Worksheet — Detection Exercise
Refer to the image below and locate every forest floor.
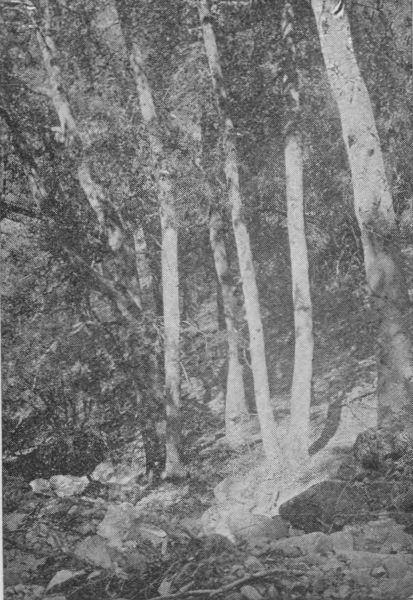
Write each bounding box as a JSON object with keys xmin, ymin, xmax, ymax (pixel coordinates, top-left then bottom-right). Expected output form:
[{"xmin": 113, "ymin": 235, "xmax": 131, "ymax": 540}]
[{"xmin": 4, "ymin": 349, "xmax": 413, "ymax": 600}]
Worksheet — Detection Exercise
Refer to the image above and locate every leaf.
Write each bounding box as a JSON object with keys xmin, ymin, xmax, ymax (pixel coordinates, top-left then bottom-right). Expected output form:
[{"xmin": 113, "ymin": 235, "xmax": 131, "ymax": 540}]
[{"xmin": 46, "ymin": 569, "xmax": 85, "ymax": 591}]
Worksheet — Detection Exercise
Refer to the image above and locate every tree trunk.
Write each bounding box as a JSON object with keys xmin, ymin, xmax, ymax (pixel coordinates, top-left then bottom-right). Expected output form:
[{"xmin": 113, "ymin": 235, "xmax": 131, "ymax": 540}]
[
  {"xmin": 282, "ymin": 1, "xmax": 313, "ymax": 460},
  {"xmin": 127, "ymin": 37, "xmax": 185, "ymax": 477},
  {"xmin": 285, "ymin": 132, "xmax": 313, "ymax": 458},
  {"xmin": 31, "ymin": 2, "xmax": 142, "ymax": 312},
  {"xmin": 311, "ymin": 0, "xmax": 413, "ymax": 426},
  {"xmin": 199, "ymin": 0, "xmax": 279, "ymax": 459},
  {"xmin": 133, "ymin": 223, "xmax": 155, "ymax": 308},
  {"xmin": 216, "ymin": 273, "xmax": 226, "ymax": 332},
  {"xmin": 209, "ymin": 209, "xmax": 250, "ymax": 446}
]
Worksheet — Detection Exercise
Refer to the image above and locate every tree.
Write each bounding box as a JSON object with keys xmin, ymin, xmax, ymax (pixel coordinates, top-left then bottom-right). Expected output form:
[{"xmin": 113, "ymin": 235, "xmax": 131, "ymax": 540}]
[
  {"xmin": 309, "ymin": 0, "xmax": 413, "ymax": 427},
  {"xmin": 282, "ymin": 1, "xmax": 313, "ymax": 460},
  {"xmin": 209, "ymin": 207, "xmax": 250, "ymax": 445},
  {"xmin": 198, "ymin": 0, "xmax": 279, "ymax": 460},
  {"xmin": 115, "ymin": 0, "xmax": 186, "ymax": 478},
  {"xmin": 25, "ymin": 0, "xmax": 143, "ymax": 315}
]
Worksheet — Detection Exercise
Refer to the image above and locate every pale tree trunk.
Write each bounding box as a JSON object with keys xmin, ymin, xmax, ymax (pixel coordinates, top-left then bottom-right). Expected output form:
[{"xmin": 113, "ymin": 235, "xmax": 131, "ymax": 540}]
[
  {"xmin": 282, "ymin": 2, "xmax": 313, "ymax": 460},
  {"xmin": 184, "ymin": 110, "xmax": 249, "ymax": 444},
  {"xmin": 199, "ymin": 0, "xmax": 279, "ymax": 459},
  {"xmin": 209, "ymin": 208, "xmax": 250, "ymax": 446},
  {"xmin": 133, "ymin": 224, "xmax": 155, "ymax": 308},
  {"xmin": 127, "ymin": 37, "xmax": 185, "ymax": 477},
  {"xmin": 311, "ymin": 0, "xmax": 413, "ymax": 426},
  {"xmin": 285, "ymin": 133, "xmax": 313, "ymax": 458},
  {"xmin": 30, "ymin": 2, "xmax": 142, "ymax": 312}
]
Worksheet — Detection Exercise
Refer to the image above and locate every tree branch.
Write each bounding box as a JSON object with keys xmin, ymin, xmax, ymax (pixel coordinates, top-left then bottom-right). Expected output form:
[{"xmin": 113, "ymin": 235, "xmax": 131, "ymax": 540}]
[{"xmin": 146, "ymin": 566, "xmax": 308, "ymax": 600}]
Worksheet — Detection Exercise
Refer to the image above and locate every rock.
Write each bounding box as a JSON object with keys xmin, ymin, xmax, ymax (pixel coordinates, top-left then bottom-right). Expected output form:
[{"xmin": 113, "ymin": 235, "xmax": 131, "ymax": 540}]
[
  {"xmin": 49, "ymin": 475, "xmax": 89, "ymax": 498},
  {"xmin": 74, "ymin": 535, "xmax": 113, "ymax": 569},
  {"xmin": 382, "ymin": 554, "xmax": 413, "ymax": 579},
  {"xmin": 240, "ymin": 585, "xmax": 263, "ymax": 600},
  {"xmin": 180, "ymin": 516, "xmax": 203, "ymax": 537},
  {"xmin": 329, "ymin": 530, "xmax": 354, "ymax": 552},
  {"xmin": 353, "ymin": 428, "xmax": 410, "ymax": 470},
  {"xmin": 347, "ymin": 517, "xmax": 413, "ymax": 553},
  {"xmin": 129, "ymin": 524, "xmax": 168, "ymax": 554},
  {"xmin": 370, "ymin": 565, "xmax": 386, "ymax": 578},
  {"xmin": 116, "ymin": 548, "xmax": 146, "ymax": 573},
  {"xmin": 46, "ymin": 570, "xmax": 85, "ymax": 591},
  {"xmin": 6, "ymin": 585, "xmax": 46, "ymax": 599},
  {"xmin": 106, "ymin": 464, "xmax": 143, "ymax": 486},
  {"xmin": 271, "ymin": 532, "xmax": 331, "ymax": 557},
  {"xmin": 97, "ymin": 502, "xmax": 138, "ymax": 547},
  {"xmin": 377, "ymin": 572, "xmax": 413, "ymax": 599},
  {"xmin": 91, "ymin": 462, "xmax": 115, "ymax": 483},
  {"xmin": 134, "ymin": 484, "xmax": 189, "ymax": 513},
  {"xmin": 73, "ymin": 522, "xmax": 96, "ymax": 536},
  {"xmin": 279, "ymin": 480, "xmax": 392, "ymax": 532},
  {"xmin": 244, "ymin": 556, "xmax": 264, "ymax": 572},
  {"xmin": 4, "ymin": 512, "xmax": 29, "ymax": 532},
  {"xmin": 266, "ymin": 584, "xmax": 280, "ymax": 600},
  {"xmin": 201, "ymin": 505, "xmax": 289, "ymax": 545},
  {"xmin": 336, "ymin": 550, "xmax": 388, "ymax": 570},
  {"xmin": 226, "ymin": 511, "xmax": 289, "ymax": 544},
  {"xmin": 30, "ymin": 478, "xmax": 52, "ymax": 494},
  {"xmin": 337, "ymin": 584, "xmax": 351, "ymax": 599},
  {"xmin": 349, "ymin": 569, "xmax": 372, "ymax": 587}
]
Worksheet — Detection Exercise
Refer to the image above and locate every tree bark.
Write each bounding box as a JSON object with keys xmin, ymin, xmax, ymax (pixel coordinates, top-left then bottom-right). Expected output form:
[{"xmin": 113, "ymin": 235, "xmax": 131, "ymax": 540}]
[
  {"xmin": 285, "ymin": 132, "xmax": 313, "ymax": 458},
  {"xmin": 199, "ymin": 0, "xmax": 279, "ymax": 459},
  {"xmin": 31, "ymin": 2, "xmax": 142, "ymax": 312},
  {"xmin": 311, "ymin": 0, "xmax": 413, "ymax": 426},
  {"xmin": 209, "ymin": 208, "xmax": 250, "ymax": 445},
  {"xmin": 282, "ymin": 1, "xmax": 314, "ymax": 460},
  {"xmin": 126, "ymin": 35, "xmax": 185, "ymax": 477},
  {"xmin": 133, "ymin": 223, "xmax": 155, "ymax": 308}
]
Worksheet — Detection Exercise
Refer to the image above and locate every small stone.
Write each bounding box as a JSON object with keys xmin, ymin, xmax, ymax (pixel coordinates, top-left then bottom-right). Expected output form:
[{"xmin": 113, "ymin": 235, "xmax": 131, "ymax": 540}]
[
  {"xmin": 382, "ymin": 555, "xmax": 409, "ymax": 579},
  {"xmin": 30, "ymin": 478, "xmax": 52, "ymax": 494},
  {"xmin": 370, "ymin": 565, "xmax": 387, "ymax": 578},
  {"xmin": 240, "ymin": 585, "xmax": 263, "ymax": 600},
  {"xmin": 244, "ymin": 556, "xmax": 264, "ymax": 572},
  {"xmin": 329, "ymin": 531, "xmax": 354, "ymax": 552},
  {"xmin": 315, "ymin": 535, "xmax": 334, "ymax": 556},
  {"xmin": 50, "ymin": 475, "xmax": 89, "ymax": 498},
  {"xmin": 337, "ymin": 584, "xmax": 351, "ymax": 599},
  {"xmin": 349, "ymin": 569, "xmax": 371, "ymax": 587},
  {"xmin": 266, "ymin": 584, "xmax": 280, "ymax": 599},
  {"xmin": 4, "ymin": 513, "xmax": 28, "ymax": 532}
]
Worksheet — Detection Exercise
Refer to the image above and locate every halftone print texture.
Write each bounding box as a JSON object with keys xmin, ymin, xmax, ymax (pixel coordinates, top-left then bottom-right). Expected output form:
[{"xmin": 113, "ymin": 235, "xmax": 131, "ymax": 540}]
[{"xmin": 2, "ymin": 0, "xmax": 413, "ymax": 598}]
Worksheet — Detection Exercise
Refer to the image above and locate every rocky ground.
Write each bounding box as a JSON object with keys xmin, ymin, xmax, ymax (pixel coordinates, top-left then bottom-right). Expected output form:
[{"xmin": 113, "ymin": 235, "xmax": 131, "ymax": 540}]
[
  {"xmin": 4, "ymin": 423, "xmax": 413, "ymax": 600},
  {"xmin": 4, "ymin": 365, "xmax": 413, "ymax": 600}
]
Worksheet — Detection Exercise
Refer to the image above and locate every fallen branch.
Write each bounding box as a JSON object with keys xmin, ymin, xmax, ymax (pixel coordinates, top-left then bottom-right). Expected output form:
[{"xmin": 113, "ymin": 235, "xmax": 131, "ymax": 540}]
[{"xmin": 147, "ymin": 566, "xmax": 308, "ymax": 600}]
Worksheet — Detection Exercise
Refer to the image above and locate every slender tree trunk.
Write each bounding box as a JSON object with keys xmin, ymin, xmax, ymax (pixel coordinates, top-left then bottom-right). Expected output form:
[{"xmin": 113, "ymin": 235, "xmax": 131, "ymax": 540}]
[
  {"xmin": 285, "ymin": 132, "xmax": 313, "ymax": 458},
  {"xmin": 126, "ymin": 37, "xmax": 185, "ymax": 477},
  {"xmin": 215, "ymin": 273, "xmax": 226, "ymax": 332},
  {"xmin": 209, "ymin": 209, "xmax": 250, "ymax": 445},
  {"xmin": 30, "ymin": 2, "xmax": 142, "ymax": 312},
  {"xmin": 311, "ymin": 0, "xmax": 413, "ymax": 427},
  {"xmin": 282, "ymin": 2, "xmax": 313, "ymax": 460},
  {"xmin": 133, "ymin": 224, "xmax": 155, "ymax": 308},
  {"xmin": 199, "ymin": 0, "xmax": 279, "ymax": 459},
  {"xmin": 183, "ymin": 108, "xmax": 249, "ymax": 444}
]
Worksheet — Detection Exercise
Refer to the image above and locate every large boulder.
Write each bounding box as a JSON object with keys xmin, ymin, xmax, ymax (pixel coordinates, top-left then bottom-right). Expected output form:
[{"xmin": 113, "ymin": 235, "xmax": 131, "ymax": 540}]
[
  {"xmin": 278, "ymin": 479, "xmax": 394, "ymax": 532},
  {"xmin": 353, "ymin": 427, "xmax": 412, "ymax": 471}
]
